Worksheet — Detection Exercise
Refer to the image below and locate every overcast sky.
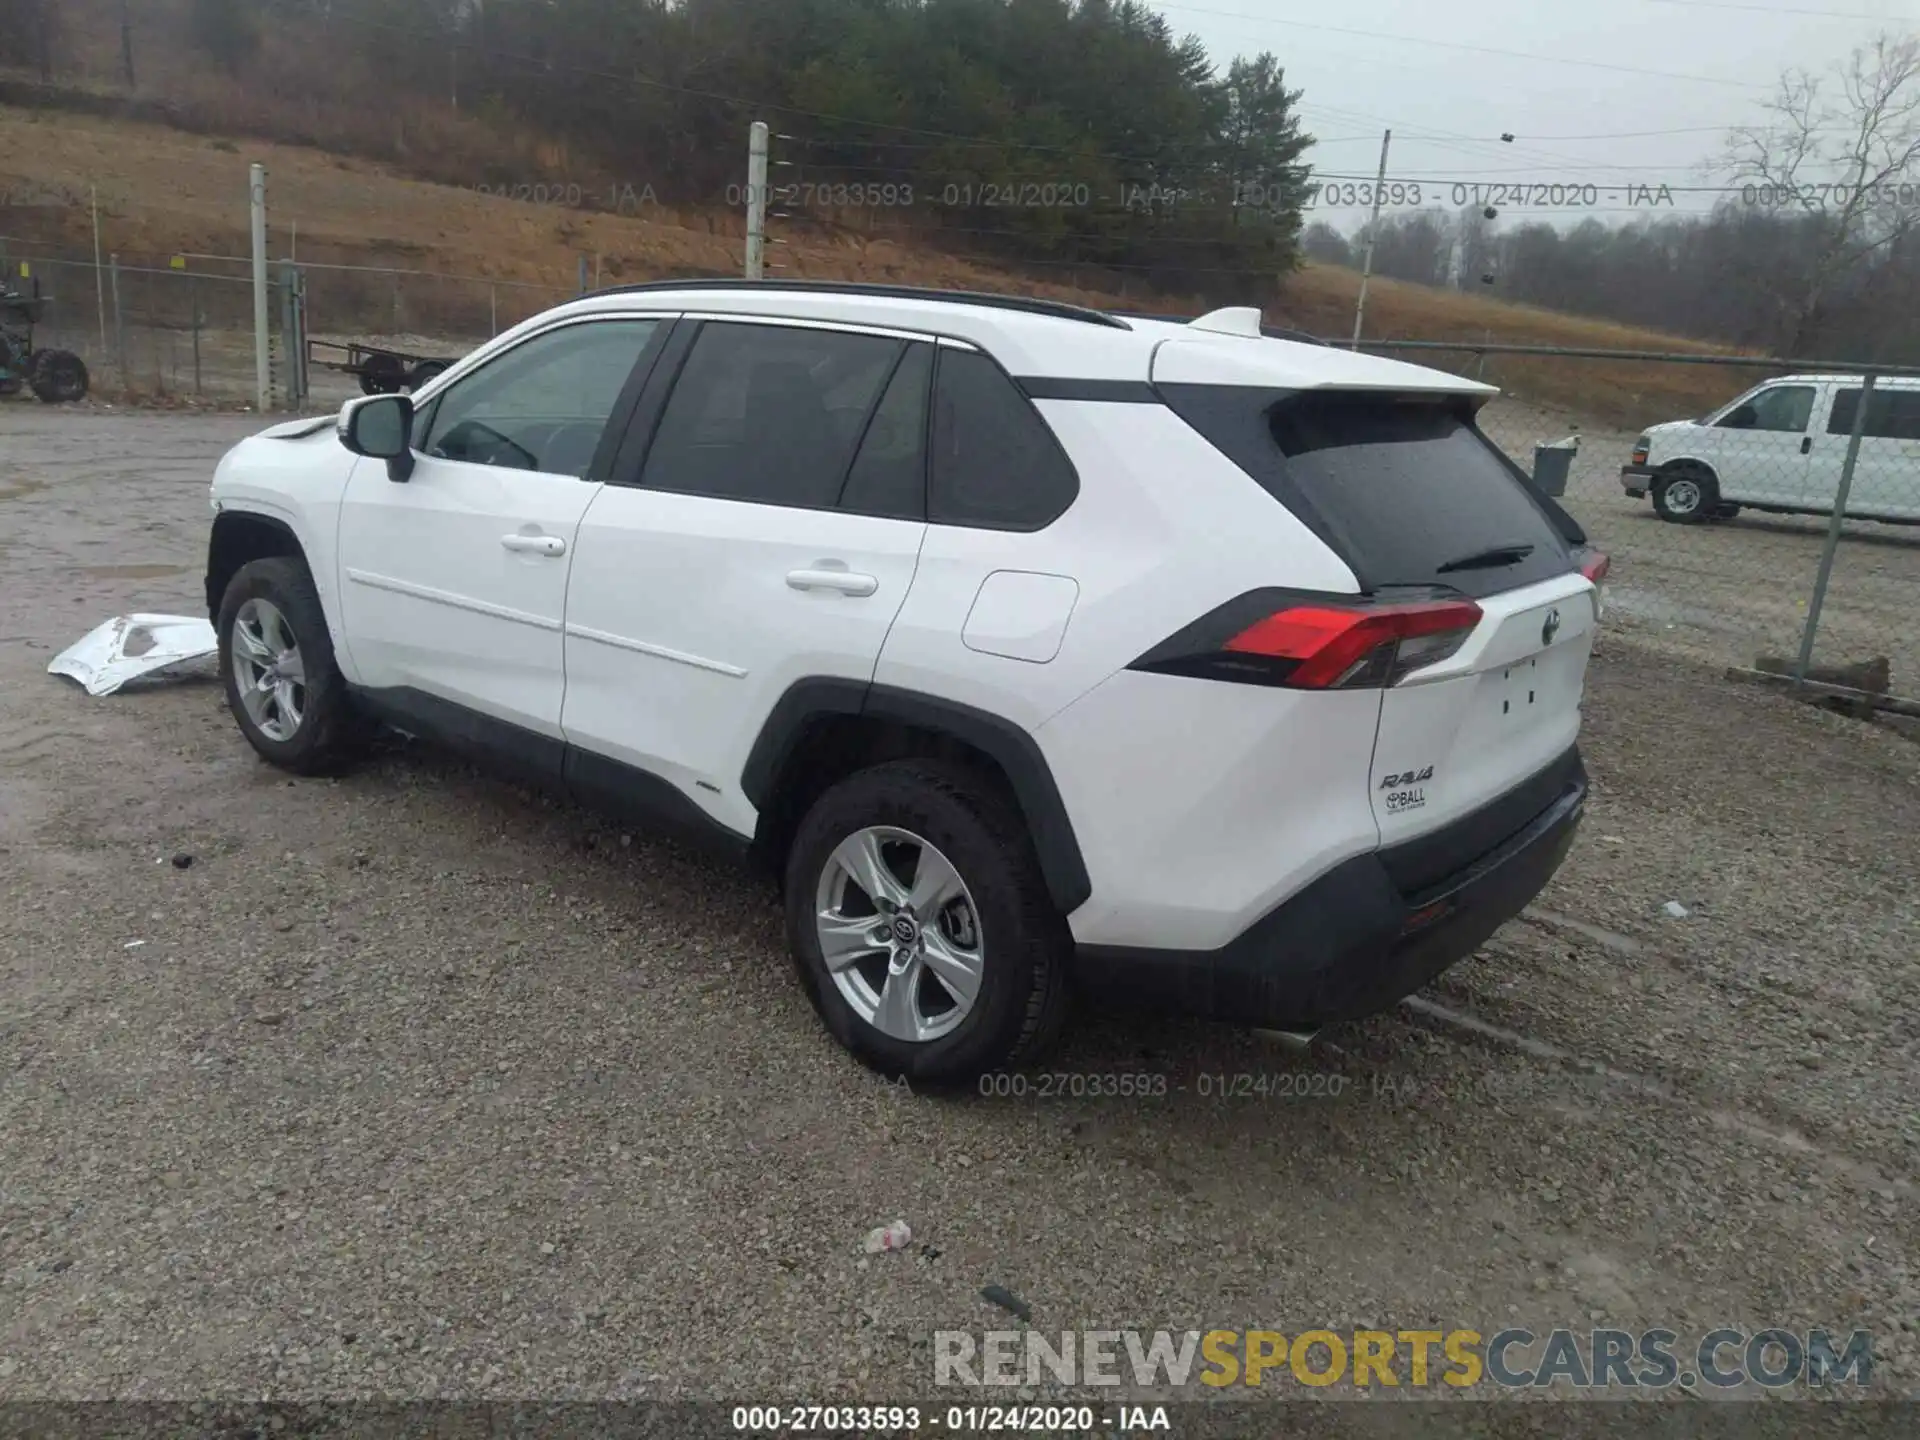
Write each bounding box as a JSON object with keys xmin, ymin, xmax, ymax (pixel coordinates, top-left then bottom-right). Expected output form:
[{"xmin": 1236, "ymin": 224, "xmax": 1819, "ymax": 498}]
[{"xmin": 1140, "ymin": 0, "xmax": 1920, "ymax": 225}]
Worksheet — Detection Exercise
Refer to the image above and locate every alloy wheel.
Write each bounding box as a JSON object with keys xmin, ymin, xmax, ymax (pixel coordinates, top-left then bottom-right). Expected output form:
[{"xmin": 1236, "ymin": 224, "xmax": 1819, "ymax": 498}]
[
  {"xmin": 814, "ymin": 825, "xmax": 985, "ymax": 1044},
  {"xmin": 230, "ymin": 597, "xmax": 307, "ymax": 743}
]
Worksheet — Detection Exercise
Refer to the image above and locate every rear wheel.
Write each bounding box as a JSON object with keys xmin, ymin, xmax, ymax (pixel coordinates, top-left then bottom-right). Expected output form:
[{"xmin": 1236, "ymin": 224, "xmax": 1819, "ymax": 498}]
[
  {"xmin": 28, "ymin": 349, "xmax": 88, "ymax": 403},
  {"xmin": 217, "ymin": 557, "xmax": 364, "ymax": 774},
  {"xmin": 785, "ymin": 759, "xmax": 1071, "ymax": 1083},
  {"xmin": 1652, "ymin": 465, "xmax": 1716, "ymax": 524},
  {"xmin": 405, "ymin": 360, "xmax": 449, "ymax": 391}
]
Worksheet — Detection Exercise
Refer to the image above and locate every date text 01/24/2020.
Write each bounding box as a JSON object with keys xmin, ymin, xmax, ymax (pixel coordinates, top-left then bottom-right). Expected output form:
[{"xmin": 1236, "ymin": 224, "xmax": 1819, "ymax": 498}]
[
  {"xmin": 1307, "ymin": 181, "xmax": 1679, "ymax": 209},
  {"xmin": 730, "ymin": 1404, "xmax": 1174, "ymax": 1432}
]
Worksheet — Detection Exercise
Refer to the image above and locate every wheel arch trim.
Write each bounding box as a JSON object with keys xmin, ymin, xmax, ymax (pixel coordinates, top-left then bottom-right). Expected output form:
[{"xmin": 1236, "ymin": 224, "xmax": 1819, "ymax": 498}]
[
  {"xmin": 206, "ymin": 507, "xmax": 308, "ymax": 620},
  {"xmin": 741, "ymin": 678, "xmax": 1093, "ymax": 916},
  {"xmin": 1659, "ymin": 456, "xmax": 1720, "ymax": 483}
]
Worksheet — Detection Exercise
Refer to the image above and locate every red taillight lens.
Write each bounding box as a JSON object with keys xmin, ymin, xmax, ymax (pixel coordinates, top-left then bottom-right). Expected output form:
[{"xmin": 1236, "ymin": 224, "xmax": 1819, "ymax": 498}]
[
  {"xmin": 1223, "ymin": 599, "xmax": 1482, "ymax": 689},
  {"xmin": 1580, "ymin": 551, "xmax": 1610, "ymax": 584},
  {"xmin": 1630, "ymin": 447, "xmax": 1649, "ymax": 465}
]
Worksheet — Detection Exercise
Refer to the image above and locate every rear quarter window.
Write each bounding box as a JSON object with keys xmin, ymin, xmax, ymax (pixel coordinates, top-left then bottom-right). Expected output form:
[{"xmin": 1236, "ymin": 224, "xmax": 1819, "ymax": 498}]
[{"xmin": 929, "ymin": 348, "xmax": 1079, "ymax": 530}]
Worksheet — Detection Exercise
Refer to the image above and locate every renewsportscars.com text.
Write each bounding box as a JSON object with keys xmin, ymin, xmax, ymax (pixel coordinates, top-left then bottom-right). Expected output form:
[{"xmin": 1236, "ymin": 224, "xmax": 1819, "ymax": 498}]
[{"xmin": 934, "ymin": 1327, "xmax": 1874, "ymax": 1391}]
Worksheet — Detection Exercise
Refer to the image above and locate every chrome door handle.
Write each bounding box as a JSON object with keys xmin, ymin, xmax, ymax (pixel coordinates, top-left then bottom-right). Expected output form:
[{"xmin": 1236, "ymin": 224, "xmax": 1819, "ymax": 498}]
[
  {"xmin": 787, "ymin": 568, "xmax": 878, "ymax": 597},
  {"xmin": 502, "ymin": 534, "xmax": 566, "ymax": 557}
]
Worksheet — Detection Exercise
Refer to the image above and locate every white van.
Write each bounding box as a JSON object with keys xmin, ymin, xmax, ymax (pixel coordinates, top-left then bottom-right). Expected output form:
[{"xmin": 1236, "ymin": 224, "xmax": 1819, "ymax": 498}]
[{"xmin": 1621, "ymin": 374, "xmax": 1920, "ymax": 524}]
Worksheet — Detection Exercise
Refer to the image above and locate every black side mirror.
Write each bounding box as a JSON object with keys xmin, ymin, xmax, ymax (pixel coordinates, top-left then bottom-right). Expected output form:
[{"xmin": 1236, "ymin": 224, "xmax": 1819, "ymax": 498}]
[{"xmin": 338, "ymin": 393, "xmax": 415, "ymax": 481}]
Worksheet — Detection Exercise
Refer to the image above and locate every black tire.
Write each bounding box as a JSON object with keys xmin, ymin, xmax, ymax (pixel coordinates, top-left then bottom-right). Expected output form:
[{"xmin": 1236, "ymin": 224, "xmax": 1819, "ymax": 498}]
[
  {"xmin": 216, "ymin": 556, "xmax": 365, "ymax": 775},
  {"xmin": 358, "ymin": 352, "xmax": 406, "ymax": 395},
  {"xmin": 28, "ymin": 349, "xmax": 88, "ymax": 403},
  {"xmin": 784, "ymin": 759, "xmax": 1072, "ymax": 1083},
  {"xmin": 405, "ymin": 360, "xmax": 449, "ymax": 391},
  {"xmin": 1652, "ymin": 464, "xmax": 1716, "ymax": 524}
]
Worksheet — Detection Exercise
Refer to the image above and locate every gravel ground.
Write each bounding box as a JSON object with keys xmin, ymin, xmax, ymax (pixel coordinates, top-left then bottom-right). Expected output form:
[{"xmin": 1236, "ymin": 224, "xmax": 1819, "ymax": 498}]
[{"xmin": 2, "ymin": 408, "xmax": 1918, "ymax": 1408}]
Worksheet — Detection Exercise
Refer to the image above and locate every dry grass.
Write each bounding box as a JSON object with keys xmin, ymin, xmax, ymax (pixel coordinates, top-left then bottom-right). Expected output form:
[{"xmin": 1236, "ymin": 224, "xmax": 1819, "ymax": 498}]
[{"xmin": 1, "ymin": 80, "xmax": 1766, "ymax": 428}]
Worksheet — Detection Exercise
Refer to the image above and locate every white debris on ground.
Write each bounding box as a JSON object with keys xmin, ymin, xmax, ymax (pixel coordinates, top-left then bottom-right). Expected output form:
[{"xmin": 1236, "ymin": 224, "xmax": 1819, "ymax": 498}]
[{"xmin": 47, "ymin": 614, "xmax": 218, "ymax": 696}]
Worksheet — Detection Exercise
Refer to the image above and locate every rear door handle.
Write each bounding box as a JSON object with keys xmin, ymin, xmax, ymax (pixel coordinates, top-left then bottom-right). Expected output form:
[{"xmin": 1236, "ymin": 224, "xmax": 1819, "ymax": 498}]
[
  {"xmin": 502, "ymin": 534, "xmax": 566, "ymax": 557},
  {"xmin": 787, "ymin": 568, "xmax": 878, "ymax": 597},
  {"xmin": 1800, "ymin": 436, "xmax": 1812, "ymax": 454}
]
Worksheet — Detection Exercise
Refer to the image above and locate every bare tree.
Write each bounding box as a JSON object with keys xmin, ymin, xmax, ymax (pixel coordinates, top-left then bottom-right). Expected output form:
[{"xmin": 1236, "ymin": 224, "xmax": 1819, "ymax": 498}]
[{"xmin": 1724, "ymin": 33, "xmax": 1920, "ymax": 353}]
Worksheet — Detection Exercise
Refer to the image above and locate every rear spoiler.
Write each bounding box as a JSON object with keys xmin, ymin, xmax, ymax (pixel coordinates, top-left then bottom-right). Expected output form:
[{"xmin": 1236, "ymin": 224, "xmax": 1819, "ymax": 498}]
[{"xmin": 1107, "ymin": 309, "xmax": 1328, "ymax": 346}]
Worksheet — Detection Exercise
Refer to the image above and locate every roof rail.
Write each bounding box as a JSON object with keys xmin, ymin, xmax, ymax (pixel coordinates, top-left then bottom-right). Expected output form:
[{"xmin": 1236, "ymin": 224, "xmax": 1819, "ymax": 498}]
[
  {"xmin": 592, "ymin": 277, "xmax": 1133, "ymax": 329},
  {"xmin": 1106, "ymin": 309, "xmax": 1327, "ymax": 346}
]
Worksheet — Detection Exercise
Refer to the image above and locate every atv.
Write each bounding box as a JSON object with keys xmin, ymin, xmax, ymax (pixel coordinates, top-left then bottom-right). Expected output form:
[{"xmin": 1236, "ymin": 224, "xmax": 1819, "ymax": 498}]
[{"xmin": 0, "ymin": 278, "xmax": 90, "ymax": 403}]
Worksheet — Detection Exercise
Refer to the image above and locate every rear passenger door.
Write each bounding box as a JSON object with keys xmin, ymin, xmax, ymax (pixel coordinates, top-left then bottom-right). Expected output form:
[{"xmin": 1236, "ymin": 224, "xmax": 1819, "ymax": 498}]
[
  {"xmin": 1815, "ymin": 384, "xmax": 1920, "ymax": 519},
  {"xmin": 560, "ymin": 318, "xmax": 933, "ymax": 836}
]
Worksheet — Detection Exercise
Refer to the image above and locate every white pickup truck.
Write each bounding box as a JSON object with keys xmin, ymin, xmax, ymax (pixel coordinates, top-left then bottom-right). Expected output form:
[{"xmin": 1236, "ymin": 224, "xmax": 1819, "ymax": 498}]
[{"xmin": 1621, "ymin": 374, "xmax": 1920, "ymax": 524}]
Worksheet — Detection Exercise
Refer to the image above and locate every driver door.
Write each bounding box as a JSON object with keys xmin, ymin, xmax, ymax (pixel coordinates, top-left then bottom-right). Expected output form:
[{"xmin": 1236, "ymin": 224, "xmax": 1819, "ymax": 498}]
[
  {"xmin": 335, "ymin": 316, "xmax": 667, "ymax": 744},
  {"xmin": 1713, "ymin": 381, "xmax": 1815, "ymax": 508}
]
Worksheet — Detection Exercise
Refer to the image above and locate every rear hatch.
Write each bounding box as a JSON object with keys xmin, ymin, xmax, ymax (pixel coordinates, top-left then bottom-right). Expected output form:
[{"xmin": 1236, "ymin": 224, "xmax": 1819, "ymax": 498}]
[{"xmin": 1154, "ymin": 342, "xmax": 1595, "ymax": 854}]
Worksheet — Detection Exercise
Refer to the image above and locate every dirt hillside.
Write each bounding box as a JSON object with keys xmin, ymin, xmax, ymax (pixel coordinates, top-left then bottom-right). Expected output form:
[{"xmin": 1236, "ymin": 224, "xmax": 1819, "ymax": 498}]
[{"xmin": 0, "ymin": 101, "xmax": 1753, "ymax": 425}]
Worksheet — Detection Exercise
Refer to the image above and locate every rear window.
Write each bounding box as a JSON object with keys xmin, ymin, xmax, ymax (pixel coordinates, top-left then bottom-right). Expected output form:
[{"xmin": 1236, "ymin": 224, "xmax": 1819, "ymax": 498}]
[{"xmin": 1158, "ymin": 385, "xmax": 1577, "ymax": 597}]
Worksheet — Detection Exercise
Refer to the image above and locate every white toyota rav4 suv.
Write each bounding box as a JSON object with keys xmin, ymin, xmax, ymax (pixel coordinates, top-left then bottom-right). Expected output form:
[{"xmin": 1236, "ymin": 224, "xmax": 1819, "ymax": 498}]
[{"xmin": 205, "ymin": 280, "xmax": 1603, "ymax": 1081}]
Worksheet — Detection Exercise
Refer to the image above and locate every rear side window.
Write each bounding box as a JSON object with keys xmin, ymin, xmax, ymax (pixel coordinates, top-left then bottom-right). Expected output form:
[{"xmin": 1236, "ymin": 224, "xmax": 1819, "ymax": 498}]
[
  {"xmin": 1160, "ymin": 386, "xmax": 1574, "ymax": 598},
  {"xmin": 930, "ymin": 348, "xmax": 1078, "ymax": 530},
  {"xmin": 1828, "ymin": 387, "xmax": 1920, "ymax": 440},
  {"xmin": 641, "ymin": 321, "xmax": 904, "ymax": 509}
]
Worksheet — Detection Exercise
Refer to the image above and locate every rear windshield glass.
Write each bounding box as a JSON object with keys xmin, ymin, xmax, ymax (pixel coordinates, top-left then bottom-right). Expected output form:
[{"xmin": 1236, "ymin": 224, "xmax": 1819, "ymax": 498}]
[{"xmin": 1159, "ymin": 385, "xmax": 1576, "ymax": 597}]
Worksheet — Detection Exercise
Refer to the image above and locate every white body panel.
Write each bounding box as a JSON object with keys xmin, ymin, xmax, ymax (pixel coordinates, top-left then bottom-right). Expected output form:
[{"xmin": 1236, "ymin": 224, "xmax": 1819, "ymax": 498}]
[
  {"xmin": 560, "ymin": 488, "xmax": 925, "ymax": 835},
  {"xmin": 208, "ymin": 429, "xmax": 361, "ymax": 675},
  {"xmin": 1041, "ymin": 676, "xmax": 1385, "ymax": 950},
  {"xmin": 1368, "ymin": 572, "xmax": 1595, "ymax": 845},
  {"xmin": 335, "ymin": 455, "xmax": 599, "ymax": 736}
]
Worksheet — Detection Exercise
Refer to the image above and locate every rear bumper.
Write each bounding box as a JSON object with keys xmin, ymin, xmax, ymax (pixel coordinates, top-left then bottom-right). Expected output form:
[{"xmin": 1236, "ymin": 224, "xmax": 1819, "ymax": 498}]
[
  {"xmin": 1621, "ymin": 463, "xmax": 1655, "ymax": 498},
  {"xmin": 1074, "ymin": 748, "xmax": 1587, "ymax": 1029}
]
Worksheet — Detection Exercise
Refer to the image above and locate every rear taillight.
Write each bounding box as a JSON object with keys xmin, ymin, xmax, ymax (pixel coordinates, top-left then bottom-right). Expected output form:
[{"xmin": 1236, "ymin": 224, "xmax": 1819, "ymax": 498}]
[
  {"xmin": 1131, "ymin": 592, "xmax": 1482, "ymax": 690},
  {"xmin": 1579, "ymin": 550, "xmax": 1610, "ymax": 584},
  {"xmin": 1630, "ymin": 436, "xmax": 1650, "ymax": 466}
]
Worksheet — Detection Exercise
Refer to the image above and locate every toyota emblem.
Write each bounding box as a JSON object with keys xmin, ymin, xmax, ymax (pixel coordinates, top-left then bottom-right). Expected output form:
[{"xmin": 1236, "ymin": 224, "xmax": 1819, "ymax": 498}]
[{"xmin": 1542, "ymin": 608, "xmax": 1562, "ymax": 646}]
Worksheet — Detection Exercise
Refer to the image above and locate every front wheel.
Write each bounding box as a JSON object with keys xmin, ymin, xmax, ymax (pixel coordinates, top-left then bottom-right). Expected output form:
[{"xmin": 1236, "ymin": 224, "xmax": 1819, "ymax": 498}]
[
  {"xmin": 217, "ymin": 557, "xmax": 364, "ymax": 774},
  {"xmin": 784, "ymin": 760, "xmax": 1072, "ymax": 1083},
  {"xmin": 1652, "ymin": 466, "xmax": 1716, "ymax": 524}
]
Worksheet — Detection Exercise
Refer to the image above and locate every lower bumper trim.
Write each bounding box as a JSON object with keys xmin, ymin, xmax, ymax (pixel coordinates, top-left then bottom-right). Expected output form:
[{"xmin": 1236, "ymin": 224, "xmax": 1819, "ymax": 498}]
[{"xmin": 1075, "ymin": 751, "xmax": 1587, "ymax": 1030}]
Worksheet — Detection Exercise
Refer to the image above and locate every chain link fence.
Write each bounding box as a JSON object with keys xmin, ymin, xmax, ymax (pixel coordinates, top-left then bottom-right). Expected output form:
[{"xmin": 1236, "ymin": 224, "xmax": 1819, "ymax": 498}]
[
  {"xmin": 0, "ymin": 243, "xmax": 583, "ymax": 409},
  {"xmin": 0, "ymin": 244, "xmax": 264, "ymax": 404},
  {"xmin": 1380, "ymin": 342, "xmax": 1920, "ymax": 705}
]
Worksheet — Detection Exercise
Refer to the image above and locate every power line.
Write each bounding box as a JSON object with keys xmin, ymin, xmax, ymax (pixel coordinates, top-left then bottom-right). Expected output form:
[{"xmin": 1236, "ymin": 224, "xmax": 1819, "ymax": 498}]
[
  {"xmin": 1146, "ymin": 2, "xmax": 1769, "ymax": 89},
  {"xmin": 1635, "ymin": 0, "xmax": 1902, "ymax": 19}
]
